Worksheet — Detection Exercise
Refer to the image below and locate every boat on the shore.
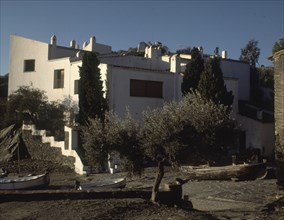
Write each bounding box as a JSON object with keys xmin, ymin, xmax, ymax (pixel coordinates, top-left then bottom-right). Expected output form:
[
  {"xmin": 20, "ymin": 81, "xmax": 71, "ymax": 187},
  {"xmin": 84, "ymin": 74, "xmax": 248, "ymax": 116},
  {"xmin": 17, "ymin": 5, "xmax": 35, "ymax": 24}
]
[
  {"xmin": 75, "ymin": 177, "xmax": 126, "ymax": 190},
  {"xmin": 0, "ymin": 173, "xmax": 50, "ymax": 190},
  {"xmin": 180, "ymin": 162, "xmax": 267, "ymax": 181}
]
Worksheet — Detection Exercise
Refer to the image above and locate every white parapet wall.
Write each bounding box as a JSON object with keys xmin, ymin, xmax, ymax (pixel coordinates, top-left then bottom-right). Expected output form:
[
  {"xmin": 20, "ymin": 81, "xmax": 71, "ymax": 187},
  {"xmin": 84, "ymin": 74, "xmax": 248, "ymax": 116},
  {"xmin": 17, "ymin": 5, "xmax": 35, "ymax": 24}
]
[
  {"xmin": 22, "ymin": 124, "xmax": 86, "ymax": 175},
  {"xmin": 64, "ymin": 126, "xmax": 86, "ymax": 175}
]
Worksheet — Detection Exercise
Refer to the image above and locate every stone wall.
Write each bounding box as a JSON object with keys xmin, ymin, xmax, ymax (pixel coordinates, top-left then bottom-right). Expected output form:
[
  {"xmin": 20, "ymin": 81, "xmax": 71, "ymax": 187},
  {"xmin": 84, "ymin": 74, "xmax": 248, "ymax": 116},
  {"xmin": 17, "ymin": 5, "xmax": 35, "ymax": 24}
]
[
  {"xmin": 274, "ymin": 50, "xmax": 284, "ymax": 157},
  {"xmin": 272, "ymin": 49, "xmax": 284, "ymax": 189}
]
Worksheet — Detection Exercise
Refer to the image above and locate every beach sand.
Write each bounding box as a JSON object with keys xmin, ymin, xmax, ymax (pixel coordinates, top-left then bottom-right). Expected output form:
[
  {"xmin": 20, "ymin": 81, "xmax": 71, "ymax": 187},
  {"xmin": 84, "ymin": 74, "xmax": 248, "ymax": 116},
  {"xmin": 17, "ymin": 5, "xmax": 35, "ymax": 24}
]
[{"xmin": 0, "ymin": 160, "xmax": 283, "ymax": 219}]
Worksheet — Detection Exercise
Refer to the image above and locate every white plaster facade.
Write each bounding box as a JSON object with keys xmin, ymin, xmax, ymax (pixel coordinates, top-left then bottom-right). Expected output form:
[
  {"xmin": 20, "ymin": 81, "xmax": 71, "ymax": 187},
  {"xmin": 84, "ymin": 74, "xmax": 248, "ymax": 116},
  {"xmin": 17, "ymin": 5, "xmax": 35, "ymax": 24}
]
[
  {"xmin": 8, "ymin": 35, "xmax": 246, "ymax": 119},
  {"xmin": 8, "ymin": 35, "xmax": 183, "ymax": 120},
  {"xmin": 237, "ymin": 114, "xmax": 274, "ymax": 158},
  {"xmin": 8, "ymin": 35, "xmax": 274, "ymax": 166}
]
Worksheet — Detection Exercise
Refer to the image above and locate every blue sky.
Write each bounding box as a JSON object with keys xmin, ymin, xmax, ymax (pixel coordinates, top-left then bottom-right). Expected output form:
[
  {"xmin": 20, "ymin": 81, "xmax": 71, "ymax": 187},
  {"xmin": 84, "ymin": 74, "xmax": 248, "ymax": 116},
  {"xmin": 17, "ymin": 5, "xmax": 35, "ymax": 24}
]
[{"xmin": 0, "ymin": 0, "xmax": 283, "ymax": 75}]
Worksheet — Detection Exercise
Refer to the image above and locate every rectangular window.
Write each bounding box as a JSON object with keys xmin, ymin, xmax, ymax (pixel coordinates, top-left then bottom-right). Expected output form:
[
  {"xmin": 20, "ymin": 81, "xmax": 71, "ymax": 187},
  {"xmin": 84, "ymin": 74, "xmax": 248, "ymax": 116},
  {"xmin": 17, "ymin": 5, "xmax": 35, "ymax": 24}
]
[
  {"xmin": 130, "ymin": 79, "xmax": 163, "ymax": 98},
  {"xmin": 24, "ymin": 59, "xmax": 35, "ymax": 72},
  {"xmin": 74, "ymin": 80, "xmax": 80, "ymax": 94},
  {"xmin": 54, "ymin": 69, "xmax": 64, "ymax": 89}
]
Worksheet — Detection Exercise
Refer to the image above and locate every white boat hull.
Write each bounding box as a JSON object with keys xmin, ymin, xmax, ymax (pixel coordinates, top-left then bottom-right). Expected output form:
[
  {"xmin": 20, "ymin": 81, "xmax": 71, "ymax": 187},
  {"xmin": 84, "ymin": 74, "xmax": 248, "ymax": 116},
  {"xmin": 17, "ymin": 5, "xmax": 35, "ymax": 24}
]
[
  {"xmin": 0, "ymin": 173, "xmax": 50, "ymax": 190},
  {"xmin": 77, "ymin": 177, "xmax": 126, "ymax": 190}
]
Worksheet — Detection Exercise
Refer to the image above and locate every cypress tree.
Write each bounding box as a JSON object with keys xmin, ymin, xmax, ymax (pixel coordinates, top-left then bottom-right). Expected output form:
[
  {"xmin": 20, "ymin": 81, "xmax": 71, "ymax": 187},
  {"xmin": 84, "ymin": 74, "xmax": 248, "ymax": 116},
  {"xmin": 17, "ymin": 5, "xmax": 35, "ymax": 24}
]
[
  {"xmin": 78, "ymin": 52, "xmax": 107, "ymax": 125},
  {"xmin": 197, "ymin": 58, "xmax": 234, "ymax": 111},
  {"xmin": 181, "ymin": 47, "xmax": 204, "ymax": 95}
]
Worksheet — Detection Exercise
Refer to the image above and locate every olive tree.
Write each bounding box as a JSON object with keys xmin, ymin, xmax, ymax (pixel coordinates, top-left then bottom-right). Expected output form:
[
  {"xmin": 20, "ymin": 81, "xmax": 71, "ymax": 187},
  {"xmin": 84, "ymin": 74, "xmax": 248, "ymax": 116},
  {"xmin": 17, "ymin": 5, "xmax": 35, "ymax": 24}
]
[
  {"xmin": 142, "ymin": 101, "xmax": 190, "ymax": 202},
  {"xmin": 80, "ymin": 111, "xmax": 144, "ymax": 174},
  {"xmin": 81, "ymin": 93, "xmax": 237, "ymax": 203},
  {"xmin": 142, "ymin": 92, "xmax": 238, "ymax": 202}
]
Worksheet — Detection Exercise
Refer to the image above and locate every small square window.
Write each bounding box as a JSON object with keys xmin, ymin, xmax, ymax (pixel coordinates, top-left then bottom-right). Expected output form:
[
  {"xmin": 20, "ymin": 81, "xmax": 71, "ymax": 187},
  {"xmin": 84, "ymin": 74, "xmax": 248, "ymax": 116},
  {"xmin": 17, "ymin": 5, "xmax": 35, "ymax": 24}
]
[
  {"xmin": 54, "ymin": 69, "xmax": 64, "ymax": 89},
  {"xmin": 24, "ymin": 59, "xmax": 35, "ymax": 72}
]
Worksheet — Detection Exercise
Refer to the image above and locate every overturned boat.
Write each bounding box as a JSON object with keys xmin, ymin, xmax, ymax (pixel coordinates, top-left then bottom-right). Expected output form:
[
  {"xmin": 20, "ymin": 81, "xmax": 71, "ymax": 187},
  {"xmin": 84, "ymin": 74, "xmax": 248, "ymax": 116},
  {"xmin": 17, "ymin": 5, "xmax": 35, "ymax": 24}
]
[
  {"xmin": 180, "ymin": 162, "xmax": 267, "ymax": 181},
  {"xmin": 75, "ymin": 177, "xmax": 126, "ymax": 190},
  {"xmin": 0, "ymin": 173, "xmax": 50, "ymax": 190}
]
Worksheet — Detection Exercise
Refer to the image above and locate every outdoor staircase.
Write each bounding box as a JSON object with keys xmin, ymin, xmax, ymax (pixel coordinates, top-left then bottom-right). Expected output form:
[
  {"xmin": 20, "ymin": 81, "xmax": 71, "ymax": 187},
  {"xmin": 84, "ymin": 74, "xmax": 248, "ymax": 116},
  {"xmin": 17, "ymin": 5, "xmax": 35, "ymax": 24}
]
[{"xmin": 22, "ymin": 124, "xmax": 88, "ymax": 175}]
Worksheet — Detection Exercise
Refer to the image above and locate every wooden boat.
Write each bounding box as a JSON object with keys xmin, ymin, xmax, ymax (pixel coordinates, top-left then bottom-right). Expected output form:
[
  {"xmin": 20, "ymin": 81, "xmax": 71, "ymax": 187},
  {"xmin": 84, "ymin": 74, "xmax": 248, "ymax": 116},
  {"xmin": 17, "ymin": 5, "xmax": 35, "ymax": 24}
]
[
  {"xmin": 0, "ymin": 173, "xmax": 50, "ymax": 190},
  {"xmin": 75, "ymin": 177, "xmax": 126, "ymax": 190},
  {"xmin": 180, "ymin": 162, "xmax": 267, "ymax": 181}
]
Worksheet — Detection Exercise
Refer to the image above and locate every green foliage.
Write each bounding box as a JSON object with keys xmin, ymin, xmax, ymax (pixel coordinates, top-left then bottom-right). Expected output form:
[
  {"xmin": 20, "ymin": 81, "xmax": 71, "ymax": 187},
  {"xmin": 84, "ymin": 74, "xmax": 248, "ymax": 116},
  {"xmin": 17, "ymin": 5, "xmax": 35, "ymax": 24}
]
[
  {"xmin": 272, "ymin": 38, "xmax": 284, "ymax": 54},
  {"xmin": 197, "ymin": 58, "xmax": 234, "ymax": 111},
  {"xmin": 0, "ymin": 97, "xmax": 9, "ymax": 130},
  {"xmin": 142, "ymin": 101, "xmax": 188, "ymax": 165},
  {"xmin": 3, "ymin": 86, "xmax": 67, "ymax": 139},
  {"xmin": 249, "ymin": 67, "xmax": 274, "ymax": 111},
  {"xmin": 181, "ymin": 47, "xmax": 204, "ymax": 94},
  {"xmin": 0, "ymin": 74, "xmax": 8, "ymax": 98},
  {"xmin": 78, "ymin": 52, "xmax": 107, "ymax": 125},
  {"xmin": 239, "ymin": 39, "xmax": 260, "ymax": 67},
  {"xmin": 180, "ymin": 92, "xmax": 237, "ymax": 160},
  {"xmin": 114, "ymin": 112, "xmax": 144, "ymax": 175},
  {"xmin": 81, "ymin": 92, "xmax": 238, "ymax": 202},
  {"xmin": 0, "ymin": 74, "xmax": 9, "ymax": 129},
  {"xmin": 142, "ymin": 92, "xmax": 238, "ymax": 165},
  {"xmin": 258, "ymin": 66, "xmax": 274, "ymax": 89},
  {"xmin": 38, "ymin": 101, "xmax": 66, "ymax": 140},
  {"xmin": 80, "ymin": 116, "xmax": 106, "ymax": 169},
  {"xmin": 80, "ymin": 111, "xmax": 144, "ymax": 174},
  {"xmin": 7, "ymin": 86, "xmax": 48, "ymax": 123}
]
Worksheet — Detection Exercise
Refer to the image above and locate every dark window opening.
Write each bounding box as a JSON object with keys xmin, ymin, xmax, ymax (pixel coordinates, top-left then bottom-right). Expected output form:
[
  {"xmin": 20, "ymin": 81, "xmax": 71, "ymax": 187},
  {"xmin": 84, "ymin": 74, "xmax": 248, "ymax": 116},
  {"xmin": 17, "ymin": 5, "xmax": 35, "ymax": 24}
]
[
  {"xmin": 24, "ymin": 59, "xmax": 35, "ymax": 72},
  {"xmin": 74, "ymin": 80, "xmax": 80, "ymax": 94},
  {"xmin": 130, "ymin": 79, "xmax": 163, "ymax": 98},
  {"xmin": 54, "ymin": 69, "xmax": 64, "ymax": 89}
]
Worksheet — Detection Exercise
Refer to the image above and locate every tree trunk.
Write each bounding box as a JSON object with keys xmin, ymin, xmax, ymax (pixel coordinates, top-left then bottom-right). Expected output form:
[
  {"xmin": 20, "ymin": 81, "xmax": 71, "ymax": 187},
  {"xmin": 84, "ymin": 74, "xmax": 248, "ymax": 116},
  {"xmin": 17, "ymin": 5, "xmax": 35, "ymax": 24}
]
[{"xmin": 151, "ymin": 161, "xmax": 164, "ymax": 202}]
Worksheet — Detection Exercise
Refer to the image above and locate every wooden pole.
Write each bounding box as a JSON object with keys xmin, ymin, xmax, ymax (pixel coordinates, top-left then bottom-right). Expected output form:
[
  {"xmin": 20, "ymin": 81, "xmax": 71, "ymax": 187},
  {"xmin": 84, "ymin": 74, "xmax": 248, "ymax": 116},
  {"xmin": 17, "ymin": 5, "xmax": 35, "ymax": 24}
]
[{"xmin": 17, "ymin": 143, "xmax": 20, "ymax": 174}]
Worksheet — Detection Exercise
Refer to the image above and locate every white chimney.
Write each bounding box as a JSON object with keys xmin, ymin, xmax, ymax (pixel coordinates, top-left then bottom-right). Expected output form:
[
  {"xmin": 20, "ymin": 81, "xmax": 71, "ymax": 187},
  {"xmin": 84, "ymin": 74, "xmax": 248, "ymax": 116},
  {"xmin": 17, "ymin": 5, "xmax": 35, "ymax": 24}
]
[
  {"xmin": 222, "ymin": 50, "xmax": 227, "ymax": 59},
  {"xmin": 89, "ymin": 36, "xmax": 96, "ymax": 52},
  {"xmin": 50, "ymin": 35, "xmax": 57, "ymax": 45},
  {"xmin": 170, "ymin": 54, "xmax": 181, "ymax": 73},
  {"xmin": 83, "ymin": 42, "xmax": 88, "ymax": 48},
  {"xmin": 144, "ymin": 46, "xmax": 161, "ymax": 59},
  {"xmin": 90, "ymin": 36, "xmax": 96, "ymax": 44},
  {"xmin": 70, "ymin": 40, "xmax": 76, "ymax": 48}
]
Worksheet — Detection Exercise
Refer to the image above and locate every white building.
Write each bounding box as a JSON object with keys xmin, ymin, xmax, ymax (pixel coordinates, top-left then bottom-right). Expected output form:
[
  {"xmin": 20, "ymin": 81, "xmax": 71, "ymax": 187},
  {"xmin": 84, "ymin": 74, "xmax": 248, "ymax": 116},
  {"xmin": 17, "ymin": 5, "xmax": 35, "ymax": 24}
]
[
  {"xmin": 8, "ymin": 35, "xmax": 274, "ymax": 174},
  {"xmin": 8, "ymin": 35, "xmax": 183, "ymax": 121},
  {"xmin": 8, "ymin": 35, "xmax": 242, "ymax": 119}
]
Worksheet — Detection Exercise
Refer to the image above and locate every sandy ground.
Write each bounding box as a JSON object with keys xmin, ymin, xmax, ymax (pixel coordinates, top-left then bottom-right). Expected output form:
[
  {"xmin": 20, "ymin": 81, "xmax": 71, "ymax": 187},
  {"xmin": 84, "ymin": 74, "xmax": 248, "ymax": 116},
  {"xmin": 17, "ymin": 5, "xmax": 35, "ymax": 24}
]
[{"xmin": 0, "ymin": 164, "xmax": 284, "ymax": 220}]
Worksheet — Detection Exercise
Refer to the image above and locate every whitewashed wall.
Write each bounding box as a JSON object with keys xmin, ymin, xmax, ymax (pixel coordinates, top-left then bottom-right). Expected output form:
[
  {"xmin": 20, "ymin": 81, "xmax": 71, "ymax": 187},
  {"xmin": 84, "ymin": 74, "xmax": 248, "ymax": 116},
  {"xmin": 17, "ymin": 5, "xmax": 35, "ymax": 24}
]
[
  {"xmin": 237, "ymin": 114, "xmax": 274, "ymax": 158},
  {"xmin": 107, "ymin": 65, "xmax": 182, "ymax": 121},
  {"xmin": 224, "ymin": 77, "xmax": 239, "ymax": 117},
  {"xmin": 9, "ymin": 35, "xmax": 49, "ymax": 94},
  {"xmin": 220, "ymin": 60, "xmax": 250, "ymax": 101}
]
